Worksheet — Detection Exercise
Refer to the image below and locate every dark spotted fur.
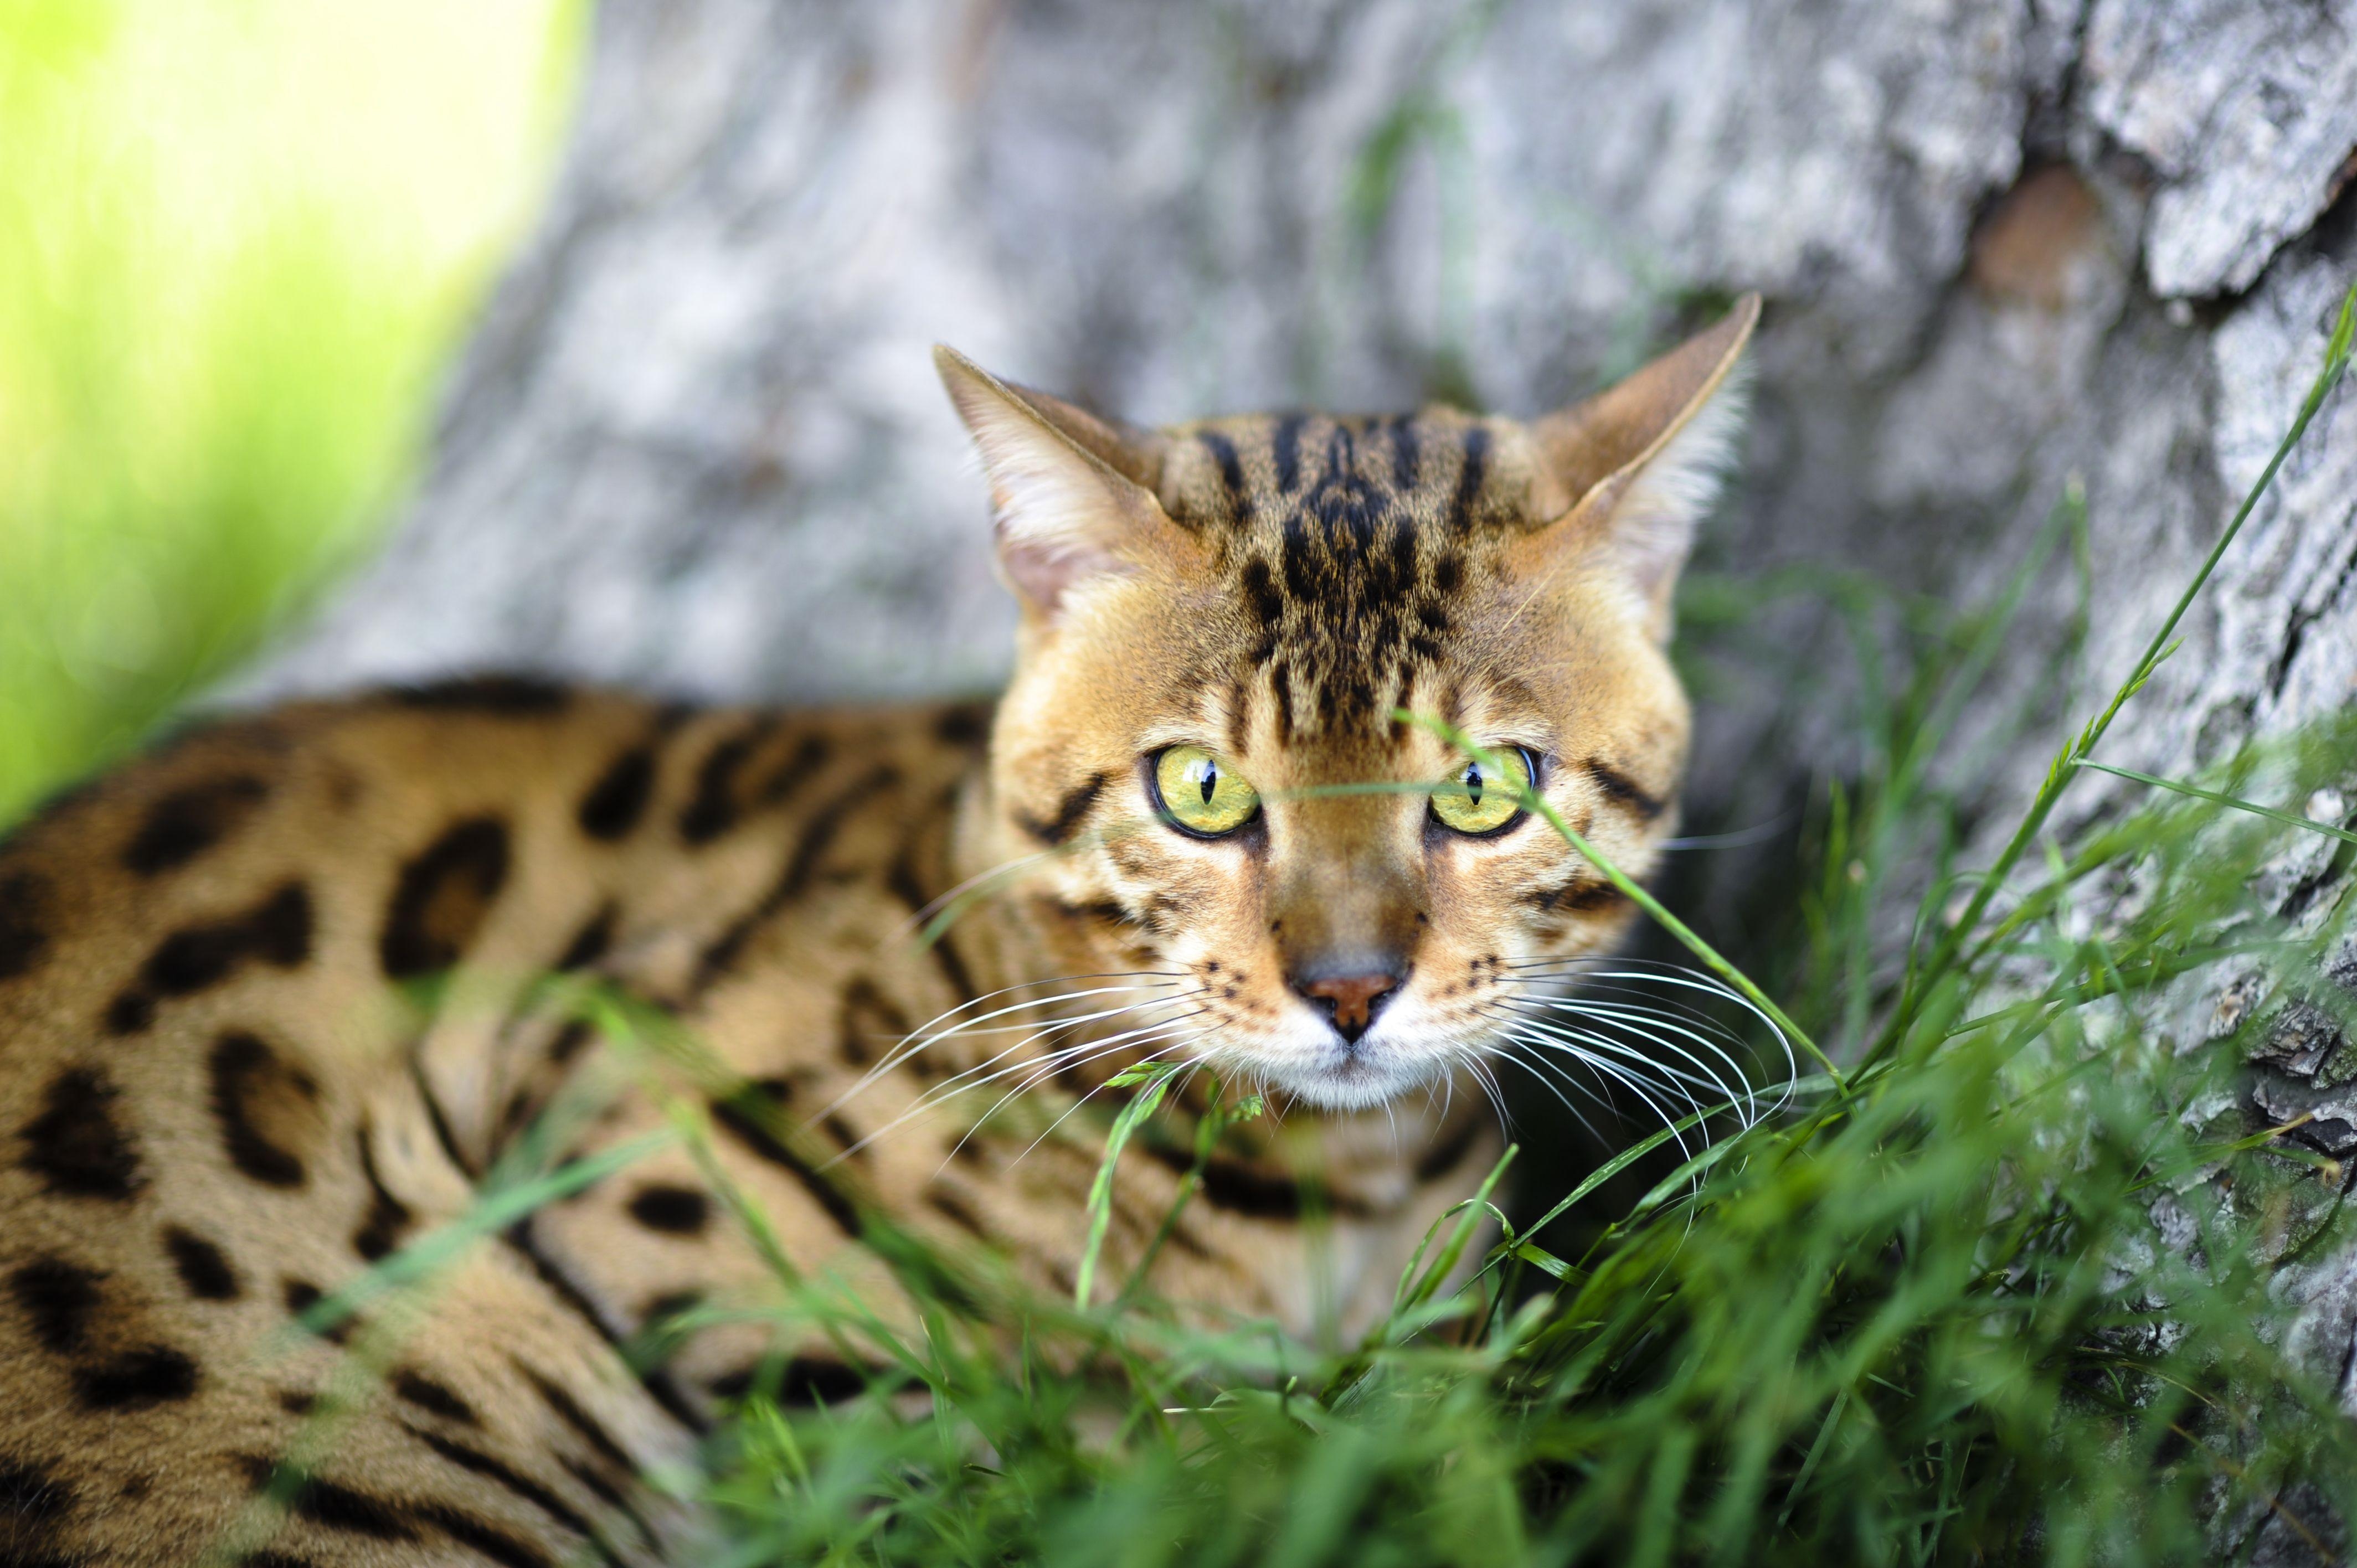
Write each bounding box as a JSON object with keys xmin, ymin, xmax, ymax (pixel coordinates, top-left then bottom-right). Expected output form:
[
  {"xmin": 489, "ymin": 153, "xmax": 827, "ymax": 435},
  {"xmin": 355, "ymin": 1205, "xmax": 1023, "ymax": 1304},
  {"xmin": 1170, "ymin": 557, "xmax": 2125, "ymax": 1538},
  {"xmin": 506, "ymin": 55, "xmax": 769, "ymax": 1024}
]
[
  {"xmin": 19, "ymin": 1067, "xmax": 147, "ymax": 1200},
  {"xmin": 1161, "ymin": 410, "xmax": 1515, "ymax": 738},
  {"xmin": 380, "ymin": 818, "xmax": 511, "ymax": 978}
]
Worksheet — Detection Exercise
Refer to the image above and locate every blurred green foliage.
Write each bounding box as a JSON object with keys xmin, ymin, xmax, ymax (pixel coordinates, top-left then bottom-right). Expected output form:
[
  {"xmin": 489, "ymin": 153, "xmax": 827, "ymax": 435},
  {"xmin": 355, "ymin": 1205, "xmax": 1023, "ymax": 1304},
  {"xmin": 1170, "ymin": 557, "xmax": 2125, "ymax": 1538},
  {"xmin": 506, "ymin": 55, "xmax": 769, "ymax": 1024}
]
[{"xmin": 0, "ymin": 0, "xmax": 586, "ymax": 824}]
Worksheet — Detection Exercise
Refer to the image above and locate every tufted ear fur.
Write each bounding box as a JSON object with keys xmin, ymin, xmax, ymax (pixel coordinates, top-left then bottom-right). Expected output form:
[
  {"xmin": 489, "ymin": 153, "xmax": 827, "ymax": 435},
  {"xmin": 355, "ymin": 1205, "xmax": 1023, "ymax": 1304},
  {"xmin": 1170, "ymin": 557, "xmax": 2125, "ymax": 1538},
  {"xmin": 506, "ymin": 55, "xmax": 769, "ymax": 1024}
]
[
  {"xmin": 934, "ymin": 346, "xmax": 1176, "ymax": 622},
  {"xmin": 1525, "ymin": 295, "xmax": 1759, "ymax": 641}
]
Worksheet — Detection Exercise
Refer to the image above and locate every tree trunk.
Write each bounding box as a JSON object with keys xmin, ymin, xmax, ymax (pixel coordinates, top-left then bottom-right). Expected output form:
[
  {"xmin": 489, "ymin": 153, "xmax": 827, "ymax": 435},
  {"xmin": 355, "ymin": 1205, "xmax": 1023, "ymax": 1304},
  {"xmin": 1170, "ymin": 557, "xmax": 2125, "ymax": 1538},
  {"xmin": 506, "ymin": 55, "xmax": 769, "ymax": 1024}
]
[{"xmin": 249, "ymin": 2, "xmax": 2357, "ymax": 1555}]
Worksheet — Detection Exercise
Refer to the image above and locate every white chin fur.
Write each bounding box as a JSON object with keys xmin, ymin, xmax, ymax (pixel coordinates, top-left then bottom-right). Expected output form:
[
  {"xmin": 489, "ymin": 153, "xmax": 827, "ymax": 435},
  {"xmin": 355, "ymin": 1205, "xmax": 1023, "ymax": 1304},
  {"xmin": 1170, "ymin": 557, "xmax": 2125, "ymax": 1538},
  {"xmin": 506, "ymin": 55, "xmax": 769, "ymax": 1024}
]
[{"xmin": 1239, "ymin": 1039, "xmax": 1437, "ymax": 1111}]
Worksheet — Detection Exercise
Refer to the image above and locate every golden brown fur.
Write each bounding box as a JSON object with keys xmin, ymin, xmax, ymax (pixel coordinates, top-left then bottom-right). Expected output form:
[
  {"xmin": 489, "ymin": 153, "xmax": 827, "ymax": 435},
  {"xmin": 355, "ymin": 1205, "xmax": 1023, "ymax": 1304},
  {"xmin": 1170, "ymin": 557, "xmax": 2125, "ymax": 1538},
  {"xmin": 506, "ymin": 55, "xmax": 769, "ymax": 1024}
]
[{"xmin": 0, "ymin": 300, "xmax": 1755, "ymax": 1566}]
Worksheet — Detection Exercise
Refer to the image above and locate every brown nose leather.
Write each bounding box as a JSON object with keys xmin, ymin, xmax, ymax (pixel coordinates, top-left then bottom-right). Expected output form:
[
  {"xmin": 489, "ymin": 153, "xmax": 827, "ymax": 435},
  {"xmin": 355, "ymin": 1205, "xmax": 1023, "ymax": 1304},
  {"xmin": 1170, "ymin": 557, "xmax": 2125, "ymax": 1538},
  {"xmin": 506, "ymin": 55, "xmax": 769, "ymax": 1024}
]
[{"xmin": 1295, "ymin": 972, "xmax": 1399, "ymax": 1043}]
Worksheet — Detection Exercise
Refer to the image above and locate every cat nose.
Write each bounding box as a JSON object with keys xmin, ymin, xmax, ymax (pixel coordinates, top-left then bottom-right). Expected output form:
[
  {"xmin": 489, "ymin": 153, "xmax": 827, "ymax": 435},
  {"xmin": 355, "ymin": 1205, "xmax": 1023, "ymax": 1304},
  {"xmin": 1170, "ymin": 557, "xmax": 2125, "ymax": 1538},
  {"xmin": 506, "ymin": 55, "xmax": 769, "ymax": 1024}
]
[{"xmin": 1291, "ymin": 964, "xmax": 1404, "ymax": 1045}]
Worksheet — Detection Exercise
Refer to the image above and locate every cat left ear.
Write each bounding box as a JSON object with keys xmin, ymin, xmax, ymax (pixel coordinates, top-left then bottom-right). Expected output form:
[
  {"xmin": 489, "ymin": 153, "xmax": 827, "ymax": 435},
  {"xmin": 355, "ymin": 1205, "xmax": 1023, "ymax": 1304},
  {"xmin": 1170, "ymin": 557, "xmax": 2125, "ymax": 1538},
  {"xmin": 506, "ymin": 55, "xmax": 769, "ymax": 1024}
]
[
  {"xmin": 934, "ymin": 346, "xmax": 1175, "ymax": 622},
  {"xmin": 1524, "ymin": 295, "xmax": 1761, "ymax": 640}
]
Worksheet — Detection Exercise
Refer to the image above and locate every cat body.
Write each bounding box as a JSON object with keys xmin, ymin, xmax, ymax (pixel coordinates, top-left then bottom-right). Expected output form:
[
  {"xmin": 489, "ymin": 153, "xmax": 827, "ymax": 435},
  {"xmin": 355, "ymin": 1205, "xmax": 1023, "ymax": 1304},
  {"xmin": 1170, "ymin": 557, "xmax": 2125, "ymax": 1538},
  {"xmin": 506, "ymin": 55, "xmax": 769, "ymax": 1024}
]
[{"xmin": 0, "ymin": 299, "xmax": 1755, "ymax": 1566}]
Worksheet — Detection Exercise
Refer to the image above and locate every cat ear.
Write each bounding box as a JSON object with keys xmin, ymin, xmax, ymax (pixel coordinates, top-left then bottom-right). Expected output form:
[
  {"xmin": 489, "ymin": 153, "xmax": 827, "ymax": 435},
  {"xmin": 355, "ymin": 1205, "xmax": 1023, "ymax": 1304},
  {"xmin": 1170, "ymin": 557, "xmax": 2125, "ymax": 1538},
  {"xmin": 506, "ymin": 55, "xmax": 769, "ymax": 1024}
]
[
  {"xmin": 1525, "ymin": 295, "xmax": 1760, "ymax": 638},
  {"xmin": 934, "ymin": 346, "xmax": 1174, "ymax": 621}
]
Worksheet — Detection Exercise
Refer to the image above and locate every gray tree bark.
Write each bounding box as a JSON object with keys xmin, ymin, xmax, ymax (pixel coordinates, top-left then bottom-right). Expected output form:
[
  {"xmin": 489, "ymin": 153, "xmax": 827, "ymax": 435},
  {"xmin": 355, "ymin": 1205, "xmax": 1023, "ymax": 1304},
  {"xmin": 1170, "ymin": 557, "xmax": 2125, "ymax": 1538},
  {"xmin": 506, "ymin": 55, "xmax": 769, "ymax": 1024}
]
[{"xmin": 248, "ymin": 2, "xmax": 2357, "ymax": 1555}]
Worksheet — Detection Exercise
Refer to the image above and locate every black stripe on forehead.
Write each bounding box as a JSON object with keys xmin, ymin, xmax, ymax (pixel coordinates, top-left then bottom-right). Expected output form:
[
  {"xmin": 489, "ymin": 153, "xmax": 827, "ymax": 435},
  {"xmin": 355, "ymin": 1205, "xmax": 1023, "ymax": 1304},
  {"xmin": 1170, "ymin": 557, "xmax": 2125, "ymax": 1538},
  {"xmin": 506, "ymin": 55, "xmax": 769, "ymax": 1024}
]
[
  {"xmin": 1225, "ymin": 675, "xmax": 1252, "ymax": 755},
  {"xmin": 1196, "ymin": 430, "xmax": 1252, "ymax": 525},
  {"xmin": 1272, "ymin": 414, "xmax": 1305, "ymax": 493},
  {"xmin": 1166, "ymin": 410, "xmax": 1509, "ymax": 539},
  {"xmin": 1156, "ymin": 411, "xmax": 1524, "ymax": 740},
  {"xmin": 1388, "ymin": 415, "xmax": 1419, "ymax": 488},
  {"xmin": 1447, "ymin": 425, "xmax": 1490, "ymax": 534}
]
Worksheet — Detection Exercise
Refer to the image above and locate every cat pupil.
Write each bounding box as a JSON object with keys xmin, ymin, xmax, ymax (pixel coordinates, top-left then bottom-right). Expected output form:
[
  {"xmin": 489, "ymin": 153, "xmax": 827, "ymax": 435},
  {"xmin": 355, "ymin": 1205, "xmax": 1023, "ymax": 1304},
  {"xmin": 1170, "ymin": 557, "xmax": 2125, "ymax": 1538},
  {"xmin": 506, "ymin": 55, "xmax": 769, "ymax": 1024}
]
[
  {"xmin": 1199, "ymin": 763, "xmax": 1217, "ymax": 806},
  {"xmin": 1465, "ymin": 763, "xmax": 1484, "ymax": 806}
]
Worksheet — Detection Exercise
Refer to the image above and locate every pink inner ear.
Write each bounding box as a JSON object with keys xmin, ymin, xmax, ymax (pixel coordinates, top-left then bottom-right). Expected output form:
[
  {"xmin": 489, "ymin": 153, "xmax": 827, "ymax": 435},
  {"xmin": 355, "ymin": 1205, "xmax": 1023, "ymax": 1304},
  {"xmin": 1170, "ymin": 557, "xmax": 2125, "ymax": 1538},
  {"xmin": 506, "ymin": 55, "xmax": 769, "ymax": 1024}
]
[{"xmin": 996, "ymin": 525, "xmax": 1128, "ymax": 618}]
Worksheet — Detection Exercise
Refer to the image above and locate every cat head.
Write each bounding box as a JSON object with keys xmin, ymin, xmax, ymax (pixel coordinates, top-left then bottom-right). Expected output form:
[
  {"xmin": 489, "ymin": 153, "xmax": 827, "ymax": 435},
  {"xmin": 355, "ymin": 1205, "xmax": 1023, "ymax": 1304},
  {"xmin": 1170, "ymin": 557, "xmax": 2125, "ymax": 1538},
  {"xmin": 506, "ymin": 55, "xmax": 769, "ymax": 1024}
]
[{"xmin": 938, "ymin": 300, "xmax": 1757, "ymax": 1110}]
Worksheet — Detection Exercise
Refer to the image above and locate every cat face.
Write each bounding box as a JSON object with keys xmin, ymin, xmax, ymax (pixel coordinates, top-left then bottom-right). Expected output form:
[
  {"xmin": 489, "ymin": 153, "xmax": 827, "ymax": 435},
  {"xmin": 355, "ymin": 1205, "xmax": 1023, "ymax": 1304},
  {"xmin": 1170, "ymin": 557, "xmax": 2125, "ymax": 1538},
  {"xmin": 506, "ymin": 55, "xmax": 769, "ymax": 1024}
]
[{"xmin": 941, "ymin": 302, "xmax": 1755, "ymax": 1110}]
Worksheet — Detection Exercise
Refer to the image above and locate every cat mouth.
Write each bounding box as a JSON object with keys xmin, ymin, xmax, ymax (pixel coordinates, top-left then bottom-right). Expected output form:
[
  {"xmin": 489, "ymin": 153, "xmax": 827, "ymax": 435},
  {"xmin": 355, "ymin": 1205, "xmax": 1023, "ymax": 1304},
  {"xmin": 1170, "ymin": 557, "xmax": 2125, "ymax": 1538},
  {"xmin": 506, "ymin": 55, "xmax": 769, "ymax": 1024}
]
[{"xmin": 1268, "ymin": 1034, "xmax": 1429, "ymax": 1110}]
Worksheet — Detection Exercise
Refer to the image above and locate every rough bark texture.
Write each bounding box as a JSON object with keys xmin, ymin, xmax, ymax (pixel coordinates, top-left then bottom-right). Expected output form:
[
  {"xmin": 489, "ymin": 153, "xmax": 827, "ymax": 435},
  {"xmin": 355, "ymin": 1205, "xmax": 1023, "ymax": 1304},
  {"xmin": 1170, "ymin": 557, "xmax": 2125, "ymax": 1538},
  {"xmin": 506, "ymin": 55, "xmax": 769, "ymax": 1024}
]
[{"xmin": 248, "ymin": 1, "xmax": 2357, "ymax": 1554}]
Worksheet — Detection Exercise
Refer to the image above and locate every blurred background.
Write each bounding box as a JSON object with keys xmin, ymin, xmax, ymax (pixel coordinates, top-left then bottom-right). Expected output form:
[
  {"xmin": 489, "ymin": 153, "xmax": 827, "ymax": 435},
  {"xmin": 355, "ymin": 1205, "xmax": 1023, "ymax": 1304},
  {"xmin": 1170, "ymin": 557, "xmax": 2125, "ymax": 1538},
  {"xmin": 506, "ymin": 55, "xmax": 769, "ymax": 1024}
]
[
  {"xmin": 6, "ymin": 0, "xmax": 2355, "ymax": 955},
  {"xmin": 0, "ymin": 0, "xmax": 585, "ymax": 822}
]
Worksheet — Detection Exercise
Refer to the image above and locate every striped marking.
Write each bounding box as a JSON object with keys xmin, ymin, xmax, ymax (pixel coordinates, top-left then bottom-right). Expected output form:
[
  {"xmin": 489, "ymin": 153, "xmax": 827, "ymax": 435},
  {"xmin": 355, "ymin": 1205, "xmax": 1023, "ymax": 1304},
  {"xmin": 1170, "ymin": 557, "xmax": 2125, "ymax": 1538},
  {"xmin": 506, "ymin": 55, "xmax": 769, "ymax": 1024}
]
[
  {"xmin": 1198, "ymin": 430, "xmax": 1253, "ymax": 523},
  {"xmin": 709, "ymin": 1097, "xmax": 862, "ymax": 1239},
  {"xmin": 694, "ymin": 765, "xmax": 899, "ymax": 988},
  {"xmin": 1446, "ymin": 426, "xmax": 1490, "ymax": 533},
  {"xmin": 1582, "ymin": 759, "xmax": 1668, "ymax": 821},
  {"xmin": 1018, "ymin": 771, "xmax": 1107, "ymax": 847},
  {"xmin": 404, "ymin": 1425, "xmax": 623, "ymax": 1566}
]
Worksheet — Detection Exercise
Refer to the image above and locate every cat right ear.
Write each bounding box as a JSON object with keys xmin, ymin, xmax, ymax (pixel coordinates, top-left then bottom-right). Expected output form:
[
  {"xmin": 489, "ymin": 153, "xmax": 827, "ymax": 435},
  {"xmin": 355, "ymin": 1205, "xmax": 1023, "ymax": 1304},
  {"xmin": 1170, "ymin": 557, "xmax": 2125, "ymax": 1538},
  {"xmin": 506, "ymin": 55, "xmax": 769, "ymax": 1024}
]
[
  {"xmin": 1522, "ymin": 296, "xmax": 1759, "ymax": 642},
  {"xmin": 934, "ymin": 347, "xmax": 1176, "ymax": 622}
]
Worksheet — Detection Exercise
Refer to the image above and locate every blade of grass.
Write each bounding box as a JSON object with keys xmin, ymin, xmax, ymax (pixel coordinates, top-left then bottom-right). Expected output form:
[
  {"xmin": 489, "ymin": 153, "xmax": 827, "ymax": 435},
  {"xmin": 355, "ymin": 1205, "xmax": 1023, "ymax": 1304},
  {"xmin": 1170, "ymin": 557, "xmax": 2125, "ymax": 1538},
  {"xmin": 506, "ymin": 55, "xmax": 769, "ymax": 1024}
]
[
  {"xmin": 278, "ymin": 1127, "xmax": 674, "ymax": 1343},
  {"xmin": 1392, "ymin": 1146, "xmax": 1517, "ymax": 1317},
  {"xmin": 1075, "ymin": 1059, "xmax": 1186, "ymax": 1307},
  {"xmin": 1461, "ymin": 1088, "xmax": 1786, "ymax": 1291},
  {"xmin": 2075, "ymin": 759, "xmax": 2357, "ymax": 849},
  {"xmin": 1877, "ymin": 281, "xmax": 2355, "ymax": 1062}
]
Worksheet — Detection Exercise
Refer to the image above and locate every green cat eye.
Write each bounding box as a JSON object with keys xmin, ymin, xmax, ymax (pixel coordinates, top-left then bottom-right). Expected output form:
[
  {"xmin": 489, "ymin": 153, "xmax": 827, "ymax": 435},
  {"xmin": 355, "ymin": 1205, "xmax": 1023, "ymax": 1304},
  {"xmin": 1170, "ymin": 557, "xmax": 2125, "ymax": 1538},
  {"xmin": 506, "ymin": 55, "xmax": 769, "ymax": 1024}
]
[
  {"xmin": 1430, "ymin": 747, "xmax": 1537, "ymax": 835},
  {"xmin": 1151, "ymin": 745, "xmax": 1261, "ymax": 837}
]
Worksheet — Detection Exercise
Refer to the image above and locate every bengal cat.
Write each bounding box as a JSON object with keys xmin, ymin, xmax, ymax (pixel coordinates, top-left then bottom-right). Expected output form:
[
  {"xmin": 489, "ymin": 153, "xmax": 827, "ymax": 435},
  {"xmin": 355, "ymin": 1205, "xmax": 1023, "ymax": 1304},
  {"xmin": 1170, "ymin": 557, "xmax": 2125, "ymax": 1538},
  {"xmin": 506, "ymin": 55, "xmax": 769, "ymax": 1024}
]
[{"xmin": 0, "ymin": 298, "xmax": 1757, "ymax": 1566}]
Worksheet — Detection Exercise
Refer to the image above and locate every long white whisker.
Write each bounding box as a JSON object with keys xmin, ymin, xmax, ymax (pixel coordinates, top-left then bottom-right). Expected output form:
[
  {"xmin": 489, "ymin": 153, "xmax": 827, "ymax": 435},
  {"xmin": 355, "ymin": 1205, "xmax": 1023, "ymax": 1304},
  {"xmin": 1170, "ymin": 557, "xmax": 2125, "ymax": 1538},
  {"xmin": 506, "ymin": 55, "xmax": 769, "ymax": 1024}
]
[
  {"xmin": 1511, "ymin": 959, "xmax": 1780, "ymax": 1033},
  {"xmin": 1505, "ymin": 960, "xmax": 1798, "ymax": 1112},
  {"xmin": 908, "ymin": 1031, "xmax": 1152, "ymax": 1126},
  {"xmin": 903, "ymin": 971, "xmax": 1195, "ymax": 1034},
  {"xmin": 1497, "ymin": 1024, "xmax": 1686, "ymax": 1118},
  {"xmin": 1500, "ymin": 1002, "xmax": 1754, "ymax": 1129},
  {"xmin": 1505, "ymin": 1015, "xmax": 1723, "ymax": 1124},
  {"xmin": 1001, "ymin": 1034, "xmax": 1217, "ymax": 1173},
  {"xmin": 851, "ymin": 976, "xmax": 1187, "ymax": 1082},
  {"xmin": 892, "ymin": 971, "xmax": 1195, "ymax": 1048},
  {"xmin": 1549, "ymin": 999, "xmax": 1761, "ymax": 1127},
  {"xmin": 1491, "ymin": 1044, "xmax": 1607, "ymax": 1144},
  {"xmin": 918, "ymin": 1008, "xmax": 1210, "ymax": 1124},
  {"xmin": 1505, "ymin": 1028, "xmax": 1701, "ymax": 1166},
  {"xmin": 827, "ymin": 1011, "xmax": 1211, "ymax": 1165},
  {"xmin": 1460, "ymin": 1051, "xmax": 1516, "ymax": 1136},
  {"xmin": 1575, "ymin": 1054, "xmax": 1703, "ymax": 1172},
  {"xmin": 860, "ymin": 993, "xmax": 1199, "ymax": 1113},
  {"xmin": 828, "ymin": 982, "xmax": 1197, "ymax": 1114},
  {"xmin": 1508, "ymin": 977, "xmax": 1754, "ymax": 1045},
  {"xmin": 1531, "ymin": 997, "xmax": 1761, "ymax": 1096},
  {"xmin": 977, "ymin": 1019, "xmax": 1209, "ymax": 1126}
]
